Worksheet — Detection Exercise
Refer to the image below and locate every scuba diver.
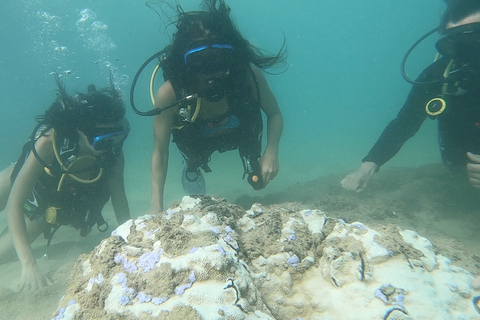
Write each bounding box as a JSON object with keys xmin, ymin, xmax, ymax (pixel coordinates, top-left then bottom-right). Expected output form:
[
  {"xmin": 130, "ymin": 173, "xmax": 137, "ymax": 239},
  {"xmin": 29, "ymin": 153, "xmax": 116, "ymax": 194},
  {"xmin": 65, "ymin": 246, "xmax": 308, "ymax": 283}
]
[
  {"xmin": 341, "ymin": 0, "xmax": 480, "ymax": 192},
  {"xmin": 0, "ymin": 75, "xmax": 130, "ymax": 291},
  {"xmin": 133, "ymin": 0, "xmax": 286, "ymax": 212}
]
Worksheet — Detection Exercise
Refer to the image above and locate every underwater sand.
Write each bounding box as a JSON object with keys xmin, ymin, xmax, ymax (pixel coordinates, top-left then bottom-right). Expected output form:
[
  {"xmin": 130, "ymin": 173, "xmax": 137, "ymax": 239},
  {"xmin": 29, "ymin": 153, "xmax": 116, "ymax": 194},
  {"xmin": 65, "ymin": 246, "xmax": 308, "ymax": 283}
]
[{"xmin": 0, "ymin": 163, "xmax": 479, "ymax": 319}]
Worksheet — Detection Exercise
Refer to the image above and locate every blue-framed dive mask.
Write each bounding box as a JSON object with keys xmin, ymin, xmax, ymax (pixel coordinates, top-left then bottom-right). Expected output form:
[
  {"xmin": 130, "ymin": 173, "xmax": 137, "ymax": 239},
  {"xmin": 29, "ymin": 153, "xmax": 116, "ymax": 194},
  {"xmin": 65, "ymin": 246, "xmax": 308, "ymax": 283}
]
[
  {"xmin": 88, "ymin": 119, "xmax": 130, "ymax": 151},
  {"xmin": 184, "ymin": 43, "xmax": 235, "ymax": 74}
]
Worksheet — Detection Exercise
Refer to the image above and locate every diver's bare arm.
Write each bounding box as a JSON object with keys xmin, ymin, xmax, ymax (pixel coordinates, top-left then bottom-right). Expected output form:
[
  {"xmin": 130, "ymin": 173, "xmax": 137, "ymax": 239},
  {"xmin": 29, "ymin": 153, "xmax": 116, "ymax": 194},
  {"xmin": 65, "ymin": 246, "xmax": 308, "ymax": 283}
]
[
  {"xmin": 109, "ymin": 152, "xmax": 130, "ymax": 224},
  {"xmin": 150, "ymin": 82, "xmax": 176, "ymax": 213},
  {"xmin": 255, "ymin": 68, "xmax": 283, "ymax": 155},
  {"xmin": 253, "ymin": 67, "xmax": 283, "ymax": 184},
  {"xmin": 6, "ymin": 135, "xmax": 54, "ymax": 289}
]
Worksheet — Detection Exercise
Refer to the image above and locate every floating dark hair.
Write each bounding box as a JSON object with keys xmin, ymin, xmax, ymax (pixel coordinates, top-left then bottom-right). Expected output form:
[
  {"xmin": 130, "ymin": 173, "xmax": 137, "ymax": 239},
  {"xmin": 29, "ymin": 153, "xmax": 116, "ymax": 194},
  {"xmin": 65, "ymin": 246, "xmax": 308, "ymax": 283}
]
[
  {"xmin": 161, "ymin": 0, "xmax": 287, "ymax": 87},
  {"xmin": 35, "ymin": 74, "xmax": 126, "ymax": 140}
]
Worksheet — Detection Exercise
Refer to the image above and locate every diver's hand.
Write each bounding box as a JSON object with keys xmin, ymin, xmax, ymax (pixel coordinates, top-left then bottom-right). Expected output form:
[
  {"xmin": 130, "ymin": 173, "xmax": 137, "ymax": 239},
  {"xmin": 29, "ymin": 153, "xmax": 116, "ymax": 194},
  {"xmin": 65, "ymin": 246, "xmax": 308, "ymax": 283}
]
[
  {"xmin": 466, "ymin": 152, "xmax": 480, "ymax": 189},
  {"xmin": 341, "ymin": 161, "xmax": 378, "ymax": 192},
  {"xmin": 259, "ymin": 149, "xmax": 279, "ymax": 186},
  {"xmin": 18, "ymin": 261, "xmax": 52, "ymax": 292}
]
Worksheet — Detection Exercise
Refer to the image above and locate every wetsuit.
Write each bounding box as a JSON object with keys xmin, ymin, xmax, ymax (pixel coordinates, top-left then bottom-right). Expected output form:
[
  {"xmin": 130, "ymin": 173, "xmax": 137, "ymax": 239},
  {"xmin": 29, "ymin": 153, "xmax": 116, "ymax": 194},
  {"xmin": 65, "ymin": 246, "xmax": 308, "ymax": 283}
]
[
  {"xmin": 363, "ymin": 57, "xmax": 480, "ymax": 170},
  {"xmin": 169, "ymin": 66, "xmax": 263, "ymax": 173}
]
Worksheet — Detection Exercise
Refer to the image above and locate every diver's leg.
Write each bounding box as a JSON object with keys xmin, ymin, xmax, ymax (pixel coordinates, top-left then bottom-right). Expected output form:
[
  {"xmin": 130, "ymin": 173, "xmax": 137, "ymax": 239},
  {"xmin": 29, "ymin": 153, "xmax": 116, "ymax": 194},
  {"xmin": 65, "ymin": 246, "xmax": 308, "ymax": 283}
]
[
  {"xmin": 0, "ymin": 217, "xmax": 46, "ymax": 265},
  {"xmin": 0, "ymin": 165, "xmax": 14, "ymax": 212}
]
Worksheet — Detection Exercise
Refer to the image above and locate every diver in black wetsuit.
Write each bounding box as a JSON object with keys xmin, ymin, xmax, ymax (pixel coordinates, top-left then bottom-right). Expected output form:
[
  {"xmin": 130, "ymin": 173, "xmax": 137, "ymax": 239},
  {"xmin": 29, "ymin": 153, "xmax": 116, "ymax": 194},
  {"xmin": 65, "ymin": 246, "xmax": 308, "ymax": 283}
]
[{"xmin": 342, "ymin": 0, "xmax": 480, "ymax": 192}]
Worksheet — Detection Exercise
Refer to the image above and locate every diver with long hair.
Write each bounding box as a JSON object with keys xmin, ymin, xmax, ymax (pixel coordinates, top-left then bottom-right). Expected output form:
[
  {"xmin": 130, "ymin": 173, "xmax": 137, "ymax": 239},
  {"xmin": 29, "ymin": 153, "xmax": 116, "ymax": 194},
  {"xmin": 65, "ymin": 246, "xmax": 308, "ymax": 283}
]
[
  {"xmin": 145, "ymin": 0, "xmax": 286, "ymax": 212},
  {"xmin": 0, "ymin": 75, "xmax": 130, "ymax": 291},
  {"xmin": 342, "ymin": 0, "xmax": 480, "ymax": 192}
]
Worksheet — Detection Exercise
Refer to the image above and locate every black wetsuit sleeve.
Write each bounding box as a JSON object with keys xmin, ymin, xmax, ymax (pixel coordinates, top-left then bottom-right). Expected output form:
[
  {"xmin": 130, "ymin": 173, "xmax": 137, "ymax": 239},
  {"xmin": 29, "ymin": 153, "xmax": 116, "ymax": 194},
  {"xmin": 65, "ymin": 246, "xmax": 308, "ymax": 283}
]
[{"xmin": 362, "ymin": 60, "xmax": 446, "ymax": 168}]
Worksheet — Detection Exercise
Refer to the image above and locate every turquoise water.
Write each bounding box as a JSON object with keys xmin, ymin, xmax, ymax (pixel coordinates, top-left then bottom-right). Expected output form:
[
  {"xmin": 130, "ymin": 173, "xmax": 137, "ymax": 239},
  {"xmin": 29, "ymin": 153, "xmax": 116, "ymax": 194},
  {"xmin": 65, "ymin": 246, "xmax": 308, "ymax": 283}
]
[
  {"xmin": 0, "ymin": 0, "xmax": 444, "ymax": 211},
  {"xmin": 1, "ymin": 1, "xmax": 462, "ymax": 319}
]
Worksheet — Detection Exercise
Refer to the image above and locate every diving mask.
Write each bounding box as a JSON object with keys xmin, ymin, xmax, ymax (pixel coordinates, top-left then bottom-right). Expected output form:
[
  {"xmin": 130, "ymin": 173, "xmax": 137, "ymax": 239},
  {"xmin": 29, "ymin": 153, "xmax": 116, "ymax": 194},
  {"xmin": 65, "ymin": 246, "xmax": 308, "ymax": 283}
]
[
  {"xmin": 184, "ymin": 43, "xmax": 235, "ymax": 74},
  {"xmin": 88, "ymin": 119, "xmax": 130, "ymax": 151},
  {"xmin": 436, "ymin": 22, "xmax": 480, "ymax": 60}
]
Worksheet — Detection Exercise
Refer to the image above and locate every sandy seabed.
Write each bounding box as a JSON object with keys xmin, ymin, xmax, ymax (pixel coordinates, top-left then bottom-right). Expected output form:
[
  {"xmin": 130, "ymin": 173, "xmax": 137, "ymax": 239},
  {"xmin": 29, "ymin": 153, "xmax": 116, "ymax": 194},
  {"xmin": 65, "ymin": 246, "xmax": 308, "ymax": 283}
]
[{"xmin": 1, "ymin": 163, "xmax": 480, "ymax": 320}]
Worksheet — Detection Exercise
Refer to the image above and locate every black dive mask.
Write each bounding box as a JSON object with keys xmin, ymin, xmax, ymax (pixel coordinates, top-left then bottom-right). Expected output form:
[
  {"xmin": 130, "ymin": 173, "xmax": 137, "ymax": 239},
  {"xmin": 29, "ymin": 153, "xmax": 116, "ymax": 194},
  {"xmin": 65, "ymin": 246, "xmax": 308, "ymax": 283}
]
[
  {"xmin": 184, "ymin": 43, "xmax": 235, "ymax": 75},
  {"xmin": 436, "ymin": 22, "xmax": 480, "ymax": 61}
]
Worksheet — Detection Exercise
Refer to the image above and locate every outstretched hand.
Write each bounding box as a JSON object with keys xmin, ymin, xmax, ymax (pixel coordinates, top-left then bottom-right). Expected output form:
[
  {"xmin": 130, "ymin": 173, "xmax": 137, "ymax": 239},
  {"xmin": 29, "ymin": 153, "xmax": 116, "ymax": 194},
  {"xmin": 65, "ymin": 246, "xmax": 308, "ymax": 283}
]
[
  {"xmin": 341, "ymin": 162, "xmax": 378, "ymax": 192},
  {"xmin": 466, "ymin": 152, "xmax": 480, "ymax": 189},
  {"xmin": 259, "ymin": 149, "xmax": 279, "ymax": 186},
  {"xmin": 17, "ymin": 262, "xmax": 52, "ymax": 292}
]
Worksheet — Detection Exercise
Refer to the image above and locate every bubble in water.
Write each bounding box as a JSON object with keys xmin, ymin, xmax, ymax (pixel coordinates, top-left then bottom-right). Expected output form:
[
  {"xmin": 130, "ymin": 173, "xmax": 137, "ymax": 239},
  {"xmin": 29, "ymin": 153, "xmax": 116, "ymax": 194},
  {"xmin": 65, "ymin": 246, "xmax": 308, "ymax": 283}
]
[
  {"xmin": 54, "ymin": 46, "xmax": 67, "ymax": 53},
  {"xmin": 76, "ymin": 9, "xmax": 116, "ymax": 57},
  {"xmin": 112, "ymin": 73, "xmax": 130, "ymax": 93},
  {"xmin": 22, "ymin": 4, "xmax": 120, "ymax": 82},
  {"xmin": 76, "ymin": 8, "xmax": 96, "ymax": 30},
  {"xmin": 91, "ymin": 21, "xmax": 108, "ymax": 32}
]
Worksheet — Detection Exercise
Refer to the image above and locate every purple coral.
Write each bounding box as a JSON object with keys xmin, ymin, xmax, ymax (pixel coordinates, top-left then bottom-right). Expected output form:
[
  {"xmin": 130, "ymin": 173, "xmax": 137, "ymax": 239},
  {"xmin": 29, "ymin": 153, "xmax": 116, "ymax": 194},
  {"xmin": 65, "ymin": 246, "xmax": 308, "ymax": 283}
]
[
  {"xmin": 217, "ymin": 245, "xmax": 227, "ymax": 256},
  {"xmin": 119, "ymin": 294, "xmax": 130, "ymax": 306},
  {"xmin": 138, "ymin": 252, "xmax": 160, "ymax": 272},
  {"xmin": 190, "ymin": 247, "xmax": 199, "ymax": 254},
  {"xmin": 175, "ymin": 282, "xmax": 193, "ymax": 295},
  {"xmin": 287, "ymin": 255, "xmax": 299, "ymax": 267},
  {"xmin": 114, "ymin": 253, "xmax": 138, "ymax": 273},
  {"xmin": 89, "ymin": 273, "xmax": 104, "ymax": 285},
  {"xmin": 352, "ymin": 222, "xmax": 367, "ymax": 230},
  {"xmin": 137, "ymin": 291, "xmax": 152, "ymax": 303},
  {"xmin": 175, "ymin": 271, "xmax": 196, "ymax": 295},
  {"xmin": 152, "ymin": 297, "xmax": 168, "ymax": 305},
  {"xmin": 116, "ymin": 273, "xmax": 127, "ymax": 285},
  {"xmin": 188, "ymin": 270, "xmax": 196, "ymax": 283},
  {"xmin": 52, "ymin": 308, "xmax": 65, "ymax": 320},
  {"xmin": 51, "ymin": 303, "xmax": 74, "ymax": 320}
]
